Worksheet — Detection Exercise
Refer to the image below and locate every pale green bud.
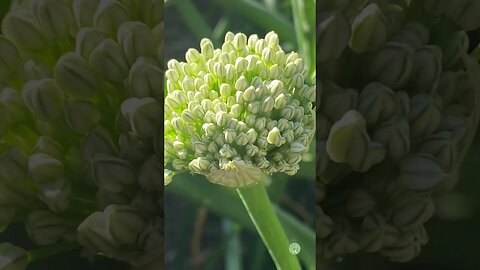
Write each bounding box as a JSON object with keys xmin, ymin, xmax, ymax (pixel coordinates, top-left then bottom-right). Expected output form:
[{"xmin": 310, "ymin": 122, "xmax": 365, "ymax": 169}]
[
  {"xmin": 349, "ymin": 3, "xmax": 388, "ymax": 53},
  {"xmin": 398, "ymin": 154, "xmax": 446, "ymax": 192},
  {"xmin": 117, "ymin": 21, "xmax": 155, "ymax": 65},
  {"xmin": 26, "ymin": 210, "xmax": 65, "ymax": 245},
  {"xmin": 0, "ymin": 36, "xmax": 21, "ymax": 82},
  {"xmin": 273, "ymin": 50, "xmax": 286, "ymax": 65},
  {"xmin": 55, "ymin": 52, "xmax": 98, "ymax": 98},
  {"xmin": 247, "ymin": 34, "xmax": 259, "ymax": 49},
  {"xmin": 64, "ymin": 100, "xmax": 100, "ymax": 134},
  {"xmin": 0, "ymin": 243, "xmax": 27, "ymax": 270},
  {"xmin": 129, "ymin": 57, "xmax": 164, "ymax": 99},
  {"xmin": 1, "ymin": 8, "xmax": 46, "ymax": 51},
  {"xmin": 91, "ymin": 154, "xmax": 136, "ymax": 192},
  {"xmin": 22, "ymin": 79, "xmax": 64, "ymax": 121},
  {"xmin": 318, "ymin": 12, "xmax": 350, "ymax": 62},
  {"xmin": 262, "ymin": 96, "xmax": 274, "ymax": 113},
  {"xmin": 33, "ymin": 0, "xmax": 73, "ymax": 39},
  {"xmin": 235, "ymin": 57, "xmax": 248, "ymax": 73},
  {"xmin": 93, "ymin": 0, "xmax": 129, "ymax": 37},
  {"xmin": 201, "ymin": 38, "xmax": 214, "ymax": 59},
  {"xmin": 121, "ymin": 97, "xmax": 162, "ymax": 138},
  {"xmin": 28, "ymin": 153, "xmax": 64, "ymax": 183},
  {"xmin": 284, "ymin": 62, "xmax": 296, "ymax": 77},
  {"xmin": 246, "ymin": 55, "xmax": 259, "ymax": 71},
  {"xmin": 244, "ymin": 86, "xmax": 256, "ymax": 102},
  {"xmin": 38, "ymin": 179, "xmax": 71, "ymax": 212},
  {"xmin": 89, "ymin": 39, "xmax": 129, "ymax": 83},
  {"xmin": 267, "ymin": 127, "xmax": 282, "ymax": 146},
  {"xmin": 368, "ymin": 42, "xmax": 414, "ymax": 89},
  {"xmin": 233, "ymin": 32, "xmax": 247, "ymax": 50}
]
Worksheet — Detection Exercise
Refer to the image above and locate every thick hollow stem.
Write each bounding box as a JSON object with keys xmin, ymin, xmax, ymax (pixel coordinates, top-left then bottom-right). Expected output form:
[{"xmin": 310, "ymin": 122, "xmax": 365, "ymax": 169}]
[{"xmin": 237, "ymin": 182, "xmax": 302, "ymax": 270}]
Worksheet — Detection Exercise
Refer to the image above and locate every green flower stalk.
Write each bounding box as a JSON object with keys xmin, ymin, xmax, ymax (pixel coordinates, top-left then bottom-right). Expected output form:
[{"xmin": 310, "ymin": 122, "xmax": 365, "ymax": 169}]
[{"xmin": 164, "ymin": 31, "xmax": 315, "ymax": 269}]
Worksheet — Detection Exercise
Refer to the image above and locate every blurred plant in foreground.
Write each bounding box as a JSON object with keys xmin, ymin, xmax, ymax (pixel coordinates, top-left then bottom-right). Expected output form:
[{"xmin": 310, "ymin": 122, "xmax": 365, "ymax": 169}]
[
  {"xmin": 0, "ymin": 0, "xmax": 163, "ymax": 269},
  {"xmin": 317, "ymin": 0, "xmax": 480, "ymax": 268}
]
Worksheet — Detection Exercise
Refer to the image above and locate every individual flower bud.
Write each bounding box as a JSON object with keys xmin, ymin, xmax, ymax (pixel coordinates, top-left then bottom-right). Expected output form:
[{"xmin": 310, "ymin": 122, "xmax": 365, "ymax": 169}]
[
  {"xmin": 82, "ymin": 127, "xmax": 117, "ymax": 160},
  {"xmin": 129, "ymin": 57, "xmax": 164, "ymax": 100},
  {"xmin": 398, "ymin": 153, "xmax": 447, "ymax": 192},
  {"xmin": 232, "ymin": 32, "xmax": 247, "ymax": 50},
  {"xmin": 73, "ymin": 0, "xmax": 101, "ymax": 27},
  {"xmin": 118, "ymin": 132, "xmax": 148, "ymax": 164},
  {"xmin": 0, "ymin": 243, "xmax": 27, "ymax": 270},
  {"xmin": 321, "ymin": 81, "xmax": 358, "ymax": 122},
  {"xmin": 317, "ymin": 12, "xmax": 350, "ymax": 62},
  {"xmin": 26, "ymin": 210, "xmax": 65, "ymax": 245},
  {"xmin": 164, "ymin": 169, "xmax": 174, "ymax": 186},
  {"xmin": 391, "ymin": 192, "xmax": 435, "ymax": 230},
  {"xmin": 201, "ymin": 38, "xmax": 214, "ymax": 59},
  {"xmin": 327, "ymin": 218, "xmax": 360, "ymax": 255},
  {"xmin": 358, "ymin": 82, "xmax": 396, "ymax": 125},
  {"xmin": 117, "ymin": 21, "xmax": 155, "ymax": 65},
  {"xmin": 408, "ymin": 94, "xmax": 441, "ymax": 138},
  {"xmin": 21, "ymin": 60, "xmax": 52, "ymax": 81},
  {"xmin": 354, "ymin": 142, "xmax": 387, "ymax": 172},
  {"xmin": 28, "ymin": 153, "xmax": 64, "ymax": 183},
  {"xmin": 380, "ymin": 231, "xmax": 422, "ymax": 262},
  {"xmin": 89, "ymin": 39, "xmax": 129, "ymax": 83},
  {"xmin": 0, "ymin": 88, "xmax": 28, "ymax": 123},
  {"xmin": 372, "ymin": 118, "xmax": 410, "ymax": 160},
  {"xmin": 417, "ymin": 132, "xmax": 457, "ymax": 170},
  {"xmin": 0, "ymin": 36, "xmax": 21, "ymax": 83},
  {"xmin": 64, "ymin": 100, "xmax": 100, "ymax": 134},
  {"xmin": 267, "ymin": 127, "xmax": 282, "ymax": 146},
  {"xmin": 0, "ymin": 147, "xmax": 29, "ymax": 183},
  {"xmin": 368, "ymin": 42, "xmax": 414, "ymax": 89},
  {"xmin": 77, "ymin": 212, "xmax": 118, "ymax": 254},
  {"xmin": 411, "ymin": 46, "xmax": 443, "ymax": 93},
  {"xmin": 326, "ymin": 110, "xmax": 370, "ymax": 168},
  {"xmin": 345, "ymin": 190, "xmax": 376, "ymax": 218},
  {"xmin": 38, "ymin": 179, "xmax": 71, "ymax": 212},
  {"xmin": 22, "ymin": 79, "xmax": 64, "ymax": 120},
  {"xmin": 103, "ymin": 205, "xmax": 146, "ymax": 245},
  {"xmin": 33, "ymin": 0, "xmax": 73, "ymax": 38},
  {"xmin": 93, "ymin": 0, "xmax": 129, "ymax": 36},
  {"xmin": 91, "ymin": 154, "xmax": 136, "ymax": 192},
  {"xmin": 33, "ymin": 136, "xmax": 63, "ymax": 160},
  {"xmin": 432, "ymin": 28, "xmax": 468, "ymax": 68},
  {"xmin": 444, "ymin": 0, "xmax": 480, "ymax": 31},
  {"xmin": 54, "ymin": 52, "xmax": 98, "ymax": 98},
  {"xmin": 121, "ymin": 97, "xmax": 162, "ymax": 138},
  {"xmin": 349, "ymin": 3, "xmax": 388, "ymax": 53},
  {"xmin": 75, "ymin": 27, "xmax": 109, "ymax": 59},
  {"xmin": 1, "ymin": 8, "xmax": 46, "ymax": 51},
  {"xmin": 360, "ymin": 213, "xmax": 399, "ymax": 252}
]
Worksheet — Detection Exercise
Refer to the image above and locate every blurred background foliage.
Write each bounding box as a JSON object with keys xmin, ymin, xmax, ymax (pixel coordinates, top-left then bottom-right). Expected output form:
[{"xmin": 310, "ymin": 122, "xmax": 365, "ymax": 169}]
[{"xmin": 164, "ymin": 0, "xmax": 316, "ymax": 269}]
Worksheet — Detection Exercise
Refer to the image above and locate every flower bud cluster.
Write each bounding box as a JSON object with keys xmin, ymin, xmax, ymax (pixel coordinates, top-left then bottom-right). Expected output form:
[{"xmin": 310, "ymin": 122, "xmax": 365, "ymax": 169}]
[
  {"xmin": 0, "ymin": 0, "xmax": 163, "ymax": 268},
  {"xmin": 164, "ymin": 31, "xmax": 316, "ymax": 187},
  {"xmin": 317, "ymin": 0, "xmax": 480, "ymax": 264}
]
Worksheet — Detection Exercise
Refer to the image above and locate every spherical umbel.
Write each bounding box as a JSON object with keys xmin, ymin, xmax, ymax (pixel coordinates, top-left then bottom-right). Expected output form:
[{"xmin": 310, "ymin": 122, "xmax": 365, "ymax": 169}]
[{"xmin": 164, "ymin": 31, "xmax": 316, "ymax": 187}]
